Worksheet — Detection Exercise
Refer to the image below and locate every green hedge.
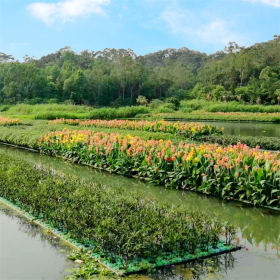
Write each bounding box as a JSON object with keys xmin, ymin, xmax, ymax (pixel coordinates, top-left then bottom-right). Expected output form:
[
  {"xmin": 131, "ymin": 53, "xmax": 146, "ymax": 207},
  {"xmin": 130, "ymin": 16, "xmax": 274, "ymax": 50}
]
[{"xmin": 0, "ymin": 152, "xmax": 233, "ymax": 269}]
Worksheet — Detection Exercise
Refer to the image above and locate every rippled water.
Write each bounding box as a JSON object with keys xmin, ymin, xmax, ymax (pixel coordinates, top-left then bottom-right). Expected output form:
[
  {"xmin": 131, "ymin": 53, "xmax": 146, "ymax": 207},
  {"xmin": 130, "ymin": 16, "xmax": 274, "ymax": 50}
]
[
  {"xmin": 0, "ymin": 144, "xmax": 279, "ymax": 279},
  {"xmin": 183, "ymin": 120, "xmax": 280, "ymax": 138}
]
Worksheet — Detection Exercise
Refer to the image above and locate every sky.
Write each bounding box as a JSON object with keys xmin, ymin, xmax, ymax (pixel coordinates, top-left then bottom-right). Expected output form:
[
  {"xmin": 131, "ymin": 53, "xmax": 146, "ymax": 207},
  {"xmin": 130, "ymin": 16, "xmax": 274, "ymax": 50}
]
[{"xmin": 0, "ymin": 0, "xmax": 279, "ymax": 61}]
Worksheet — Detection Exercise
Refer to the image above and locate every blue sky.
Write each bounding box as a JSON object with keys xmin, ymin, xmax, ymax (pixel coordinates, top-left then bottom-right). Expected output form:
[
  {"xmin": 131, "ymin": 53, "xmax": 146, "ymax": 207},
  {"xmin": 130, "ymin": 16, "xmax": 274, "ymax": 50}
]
[{"xmin": 1, "ymin": 0, "xmax": 279, "ymax": 61}]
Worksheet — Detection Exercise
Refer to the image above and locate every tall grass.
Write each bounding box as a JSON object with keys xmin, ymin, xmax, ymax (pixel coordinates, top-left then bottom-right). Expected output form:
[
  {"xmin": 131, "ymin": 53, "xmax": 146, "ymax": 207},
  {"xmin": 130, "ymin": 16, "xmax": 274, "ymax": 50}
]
[
  {"xmin": 179, "ymin": 100, "xmax": 280, "ymax": 113},
  {"xmin": 5, "ymin": 104, "xmax": 93, "ymax": 115},
  {"xmin": 88, "ymin": 106, "xmax": 150, "ymax": 119},
  {"xmin": 1, "ymin": 104, "xmax": 150, "ymax": 120}
]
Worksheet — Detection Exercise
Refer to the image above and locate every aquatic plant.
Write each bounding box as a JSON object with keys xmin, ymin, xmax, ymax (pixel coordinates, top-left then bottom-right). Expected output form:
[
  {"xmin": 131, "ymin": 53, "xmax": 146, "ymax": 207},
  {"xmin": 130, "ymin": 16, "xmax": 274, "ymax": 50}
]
[
  {"xmin": 48, "ymin": 119, "xmax": 222, "ymax": 138},
  {"xmin": 0, "ymin": 152, "xmax": 233, "ymax": 270},
  {"xmin": 40, "ymin": 129, "xmax": 280, "ymax": 208},
  {"xmin": 0, "ymin": 117, "xmax": 22, "ymax": 126}
]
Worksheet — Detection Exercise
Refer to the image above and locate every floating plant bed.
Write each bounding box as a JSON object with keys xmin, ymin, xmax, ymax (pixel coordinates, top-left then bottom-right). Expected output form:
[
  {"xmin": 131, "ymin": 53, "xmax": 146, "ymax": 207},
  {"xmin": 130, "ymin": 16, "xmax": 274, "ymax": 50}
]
[
  {"xmin": 0, "ymin": 152, "xmax": 240, "ymax": 277},
  {"xmin": 0, "ymin": 196, "xmax": 241, "ymax": 275}
]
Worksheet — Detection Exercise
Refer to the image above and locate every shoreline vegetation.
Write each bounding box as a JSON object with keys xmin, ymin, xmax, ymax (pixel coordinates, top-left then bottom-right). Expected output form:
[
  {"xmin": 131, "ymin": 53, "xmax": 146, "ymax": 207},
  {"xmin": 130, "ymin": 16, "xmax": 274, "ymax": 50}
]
[{"xmin": 1, "ymin": 103, "xmax": 280, "ymax": 123}]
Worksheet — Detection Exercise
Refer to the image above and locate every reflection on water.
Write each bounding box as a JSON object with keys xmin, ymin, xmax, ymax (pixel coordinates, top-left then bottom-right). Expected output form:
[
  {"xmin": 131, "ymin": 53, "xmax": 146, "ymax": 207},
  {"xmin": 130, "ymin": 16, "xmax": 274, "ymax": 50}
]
[
  {"xmin": 184, "ymin": 120, "xmax": 280, "ymax": 138},
  {"xmin": 0, "ymin": 205, "xmax": 75, "ymax": 280},
  {"xmin": 0, "ymin": 144, "xmax": 280, "ymax": 280}
]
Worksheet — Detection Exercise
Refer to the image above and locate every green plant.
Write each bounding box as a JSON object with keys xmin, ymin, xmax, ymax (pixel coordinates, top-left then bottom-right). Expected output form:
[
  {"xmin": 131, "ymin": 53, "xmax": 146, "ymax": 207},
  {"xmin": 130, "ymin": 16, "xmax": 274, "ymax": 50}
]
[
  {"xmin": 136, "ymin": 95, "xmax": 148, "ymax": 106},
  {"xmin": 0, "ymin": 152, "xmax": 231, "ymax": 269},
  {"xmin": 87, "ymin": 106, "xmax": 150, "ymax": 119},
  {"xmin": 40, "ymin": 130, "xmax": 280, "ymax": 208},
  {"xmin": 155, "ymin": 103, "xmax": 176, "ymax": 113}
]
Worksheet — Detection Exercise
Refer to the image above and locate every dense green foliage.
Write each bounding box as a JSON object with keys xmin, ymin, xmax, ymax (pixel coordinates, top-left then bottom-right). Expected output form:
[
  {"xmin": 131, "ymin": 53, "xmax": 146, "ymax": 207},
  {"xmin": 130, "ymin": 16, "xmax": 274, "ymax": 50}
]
[
  {"xmin": 0, "ymin": 152, "xmax": 233, "ymax": 268},
  {"xmin": 0, "ymin": 36, "xmax": 279, "ymax": 106}
]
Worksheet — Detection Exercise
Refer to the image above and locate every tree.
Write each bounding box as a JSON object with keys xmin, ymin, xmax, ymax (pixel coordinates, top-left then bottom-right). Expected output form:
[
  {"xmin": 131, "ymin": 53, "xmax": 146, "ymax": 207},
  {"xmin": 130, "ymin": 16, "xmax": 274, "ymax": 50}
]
[
  {"xmin": 63, "ymin": 70, "xmax": 86, "ymax": 104},
  {"xmin": 136, "ymin": 95, "xmax": 148, "ymax": 106},
  {"xmin": 111, "ymin": 56, "xmax": 144, "ymax": 102},
  {"xmin": 0, "ymin": 53, "xmax": 14, "ymax": 63}
]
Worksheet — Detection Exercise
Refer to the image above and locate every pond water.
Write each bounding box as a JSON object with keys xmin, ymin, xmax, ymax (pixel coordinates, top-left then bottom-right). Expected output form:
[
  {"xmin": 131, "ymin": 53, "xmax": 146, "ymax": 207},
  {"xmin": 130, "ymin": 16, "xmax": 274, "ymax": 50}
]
[
  {"xmin": 0, "ymin": 144, "xmax": 279, "ymax": 280},
  {"xmin": 183, "ymin": 120, "xmax": 280, "ymax": 138},
  {"xmin": 0, "ymin": 204, "xmax": 75, "ymax": 280}
]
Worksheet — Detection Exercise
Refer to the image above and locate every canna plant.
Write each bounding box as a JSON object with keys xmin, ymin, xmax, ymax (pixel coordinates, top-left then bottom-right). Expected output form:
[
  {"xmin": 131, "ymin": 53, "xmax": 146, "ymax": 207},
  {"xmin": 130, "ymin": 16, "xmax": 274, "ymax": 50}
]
[
  {"xmin": 0, "ymin": 116, "xmax": 23, "ymax": 126},
  {"xmin": 40, "ymin": 129, "xmax": 280, "ymax": 208},
  {"xmin": 48, "ymin": 119, "xmax": 223, "ymax": 139}
]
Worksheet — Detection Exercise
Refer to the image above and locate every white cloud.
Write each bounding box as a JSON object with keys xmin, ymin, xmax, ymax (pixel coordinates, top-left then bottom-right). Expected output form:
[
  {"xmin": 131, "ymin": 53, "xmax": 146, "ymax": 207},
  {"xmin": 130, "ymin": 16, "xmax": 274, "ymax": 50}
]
[
  {"xmin": 118, "ymin": 14, "xmax": 123, "ymax": 19},
  {"xmin": 244, "ymin": 0, "xmax": 280, "ymax": 7},
  {"xmin": 196, "ymin": 20, "xmax": 242, "ymax": 45},
  {"xmin": 27, "ymin": 0, "xmax": 111, "ymax": 25},
  {"xmin": 159, "ymin": 7, "xmax": 246, "ymax": 47}
]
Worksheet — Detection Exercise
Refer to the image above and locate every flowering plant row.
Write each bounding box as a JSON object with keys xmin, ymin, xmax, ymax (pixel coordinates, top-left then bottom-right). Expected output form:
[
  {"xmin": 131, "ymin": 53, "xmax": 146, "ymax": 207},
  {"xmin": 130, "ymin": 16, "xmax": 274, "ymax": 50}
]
[
  {"xmin": 0, "ymin": 117, "xmax": 22, "ymax": 126},
  {"xmin": 40, "ymin": 129, "xmax": 280, "ymax": 208},
  {"xmin": 48, "ymin": 119, "xmax": 223, "ymax": 138}
]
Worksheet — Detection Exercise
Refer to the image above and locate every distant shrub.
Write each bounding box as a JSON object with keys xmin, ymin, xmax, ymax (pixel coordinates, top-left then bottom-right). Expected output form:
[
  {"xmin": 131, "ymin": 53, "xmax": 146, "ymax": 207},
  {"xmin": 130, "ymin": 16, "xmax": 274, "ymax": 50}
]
[
  {"xmin": 155, "ymin": 103, "xmax": 176, "ymax": 113},
  {"xmin": 148, "ymin": 99, "xmax": 164, "ymax": 109},
  {"xmin": 166, "ymin": 97, "xmax": 180, "ymax": 110},
  {"xmin": 179, "ymin": 107, "xmax": 193, "ymax": 113},
  {"xmin": 136, "ymin": 95, "xmax": 148, "ymax": 106},
  {"xmin": 46, "ymin": 98, "xmax": 59, "ymax": 104},
  {"xmin": 34, "ymin": 112, "xmax": 84, "ymax": 120},
  {"xmin": 0, "ymin": 105, "xmax": 10, "ymax": 112}
]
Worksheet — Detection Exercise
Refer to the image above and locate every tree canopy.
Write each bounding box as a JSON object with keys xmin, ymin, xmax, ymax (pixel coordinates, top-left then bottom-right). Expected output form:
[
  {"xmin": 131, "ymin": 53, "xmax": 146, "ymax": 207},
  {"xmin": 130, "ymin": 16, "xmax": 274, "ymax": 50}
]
[{"xmin": 0, "ymin": 36, "xmax": 279, "ymax": 106}]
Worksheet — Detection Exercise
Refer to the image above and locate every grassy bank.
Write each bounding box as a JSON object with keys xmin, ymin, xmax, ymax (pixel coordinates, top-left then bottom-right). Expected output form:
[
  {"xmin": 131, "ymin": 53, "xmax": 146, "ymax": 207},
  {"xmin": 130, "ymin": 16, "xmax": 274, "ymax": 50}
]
[
  {"xmin": 0, "ymin": 104, "xmax": 150, "ymax": 120},
  {"xmin": 142, "ymin": 111, "xmax": 280, "ymax": 123},
  {"xmin": 179, "ymin": 100, "xmax": 280, "ymax": 113},
  {"xmin": 0, "ymin": 151, "xmax": 235, "ymax": 274},
  {"xmin": 2, "ymin": 103, "xmax": 280, "ymax": 123}
]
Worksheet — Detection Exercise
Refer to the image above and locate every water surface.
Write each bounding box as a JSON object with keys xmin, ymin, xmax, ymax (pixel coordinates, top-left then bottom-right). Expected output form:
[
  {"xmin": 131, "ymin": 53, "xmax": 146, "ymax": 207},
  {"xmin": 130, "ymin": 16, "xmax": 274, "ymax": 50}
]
[
  {"xmin": 0, "ymin": 204, "xmax": 75, "ymax": 280},
  {"xmin": 184, "ymin": 120, "xmax": 280, "ymax": 138}
]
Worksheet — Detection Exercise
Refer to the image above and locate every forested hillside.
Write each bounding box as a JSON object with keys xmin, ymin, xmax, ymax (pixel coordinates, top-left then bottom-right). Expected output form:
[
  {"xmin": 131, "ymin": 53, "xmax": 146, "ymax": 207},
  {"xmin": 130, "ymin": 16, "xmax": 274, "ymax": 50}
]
[{"xmin": 0, "ymin": 35, "xmax": 279, "ymax": 106}]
